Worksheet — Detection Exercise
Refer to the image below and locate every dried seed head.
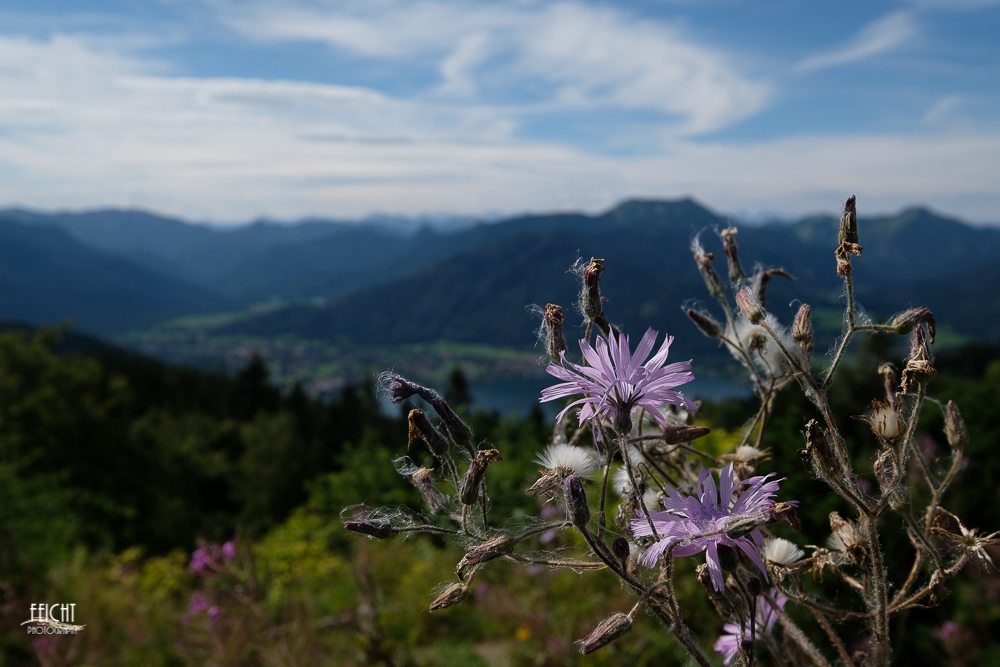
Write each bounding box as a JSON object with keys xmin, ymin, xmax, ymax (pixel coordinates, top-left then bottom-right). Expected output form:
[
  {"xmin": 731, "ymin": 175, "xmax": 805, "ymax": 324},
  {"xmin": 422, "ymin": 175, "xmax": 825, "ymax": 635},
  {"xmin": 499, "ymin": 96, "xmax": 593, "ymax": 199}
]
[
  {"xmin": 543, "ymin": 303, "xmax": 568, "ymax": 361},
  {"xmin": 579, "ymin": 613, "xmax": 632, "ymax": 654},
  {"xmin": 344, "ymin": 519, "xmax": 395, "ymax": 540},
  {"xmin": 564, "ymin": 474, "xmax": 591, "ymax": 528},
  {"xmin": 536, "ymin": 443, "xmax": 598, "ymax": 477},
  {"xmin": 854, "ymin": 398, "xmax": 906, "ymax": 445},
  {"xmin": 411, "ymin": 467, "xmax": 449, "ymax": 514},
  {"xmin": 944, "ymin": 401, "xmax": 968, "ymax": 451},
  {"xmin": 687, "ymin": 308, "xmax": 721, "ymax": 339},
  {"xmin": 838, "ymin": 195, "xmax": 859, "ymax": 246},
  {"xmin": 763, "ymin": 537, "xmax": 804, "ymax": 566},
  {"xmin": 578, "ymin": 257, "xmax": 606, "ymax": 320},
  {"xmin": 693, "ymin": 241, "xmax": 727, "ymax": 298},
  {"xmin": 804, "ymin": 419, "xmax": 835, "ymax": 474},
  {"xmin": 459, "ymin": 449, "xmax": 502, "ymax": 505},
  {"xmin": 457, "ymin": 536, "xmax": 516, "ymax": 574},
  {"xmin": 408, "ymin": 409, "xmax": 450, "ymax": 459},
  {"xmin": 873, "ymin": 449, "xmax": 897, "ymax": 492},
  {"xmin": 835, "ymin": 241, "xmax": 863, "ymax": 278},
  {"xmin": 828, "ymin": 512, "xmax": 864, "ymax": 563},
  {"xmin": 735, "ymin": 287, "xmax": 766, "ymax": 325},
  {"xmin": 791, "ymin": 303, "xmax": 814, "ymax": 360},
  {"xmin": 720, "ymin": 226, "xmax": 745, "ymax": 286},
  {"xmin": 900, "ymin": 325, "xmax": 935, "ymax": 394},
  {"xmin": 891, "ymin": 307, "xmax": 936, "ymax": 344},
  {"xmin": 752, "ymin": 268, "xmax": 794, "ymax": 308},
  {"xmin": 429, "ymin": 583, "xmax": 467, "ymax": 611}
]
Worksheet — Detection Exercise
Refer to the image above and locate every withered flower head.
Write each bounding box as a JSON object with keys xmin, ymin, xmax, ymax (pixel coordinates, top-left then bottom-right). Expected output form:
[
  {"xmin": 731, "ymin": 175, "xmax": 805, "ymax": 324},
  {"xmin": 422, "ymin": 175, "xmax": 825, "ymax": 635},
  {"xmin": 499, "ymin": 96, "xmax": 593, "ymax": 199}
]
[
  {"xmin": 542, "ymin": 303, "xmax": 567, "ymax": 361},
  {"xmin": 735, "ymin": 287, "xmax": 766, "ymax": 325},
  {"xmin": 692, "ymin": 237, "xmax": 727, "ymax": 298},
  {"xmin": 408, "ymin": 409, "xmax": 450, "ymax": 458},
  {"xmin": 687, "ymin": 308, "xmax": 721, "ymax": 339},
  {"xmin": 853, "ymin": 398, "xmax": 906, "ymax": 445},
  {"xmin": 891, "ymin": 306, "xmax": 936, "ymax": 344},
  {"xmin": 828, "ymin": 512, "xmax": 864, "ymax": 564},
  {"xmin": 577, "ymin": 257, "xmax": 606, "ymax": 321},
  {"xmin": 899, "ymin": 325, "xmax": 935, "ymax": 395},
  {"xmin": 411, "ymin": 467, "xmax": 449, "ymax": 515},
  {"xmin": 752, "ymin": 268, "xmax": 794, "ymax": 308},
  {"xmin": 944, "ymin": 401, "xmax": 968, "ymax": 451},
  {"xmin": 720, "ymin": 226, "xmax": 745, "ymax": 286},
  {"xmin": 579, "ymin": 613, "xmax": 632, "ymax": 655},
  {"xmin": 791, "ymin": 303, "xmax": 814, "ymax": 360},
  {"xmin": 459, "ymin": 449, "xmax": 502, "ymax": 505}
]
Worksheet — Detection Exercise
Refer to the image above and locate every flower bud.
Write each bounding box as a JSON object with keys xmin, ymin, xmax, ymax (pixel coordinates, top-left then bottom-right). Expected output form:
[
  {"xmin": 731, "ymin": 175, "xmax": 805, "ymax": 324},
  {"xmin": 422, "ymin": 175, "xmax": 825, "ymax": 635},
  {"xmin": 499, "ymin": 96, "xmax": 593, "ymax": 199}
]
[
  {"xmin": 429, "ymin": 583, "xmax": 466, "ymax": 611},
  {"xmin": 412, "ymin": 467, "xmax": 449, "ymax": 514},
  {"xmin": 746, "ymin": 575, "xmax": 763, "ymax": 597},
  {"xmin": 735, "ymin": 287, "xmax": 765, "ymax": 325},
  {"xmin": 752, "ymin": 268, "xmax": 793, "ymax": 308},
  {"xmin": 873, "ymin": 449, "xmax": 897, "ymax": 492},
  {"xmin": 694, "ymin": 248, "xmax": 727, "ymax": 299},
  {"xmin": 717, "ymin": 544, "xmax": 741, "ymax": 572},
  {"xmin": 429, "ymin": 395, "xmax": 475, "ymax": 457},
  {"xmin": 944, "ymin": 401, "xmax": 967, "ymax": 451},
  {"xmin": 661, "ymin": 425, "xmax": 711, "ymax": 445},
  {"xmin": 460, "ymin": 449, "xmax": 502, "ymax": 505},
  {"xmin": 457, "ymin": 536, "xmax": 516, "ymax": 575},
  {"xmin": 408, "ymin": 409, "xmax": 450, "ymax": 459},
  {"xmin": 687, "ymin": 308, "xmax": 721, "ymax": 339},
  {"xmin": 564, "ymin": 474, "xmax": 591, "ymax": 529},
  {"xmin": 543, "ymin": 303, "xmax": 567, "ymax": 361},
  {"xmin": 838, "ymin": 195, "xmax": 859, "ymax": 246},
  {"xmin": 578, "ymin": 257, "xmax": 605, "ymax": 321},
  {"xmin": 579, "ymin": 613, "xmax": 632, "ymax": 654},
  {"xmin": 891, "ymin": 307, "xmax": 936, "ymax": 344},
  {"xmin": 344, "ymin": 519, "xmax": 394, "ymax": 539},
  {"xmin": 791, "ymin": 303, "xmax": 814, "ymax": 361},
  {"xmin": 612, "ymin": 536, "xmax": 631, "ymax": 561},
  {"xmin": 720, "ymin": 227, "xmax": 745, "ymax": 286}
]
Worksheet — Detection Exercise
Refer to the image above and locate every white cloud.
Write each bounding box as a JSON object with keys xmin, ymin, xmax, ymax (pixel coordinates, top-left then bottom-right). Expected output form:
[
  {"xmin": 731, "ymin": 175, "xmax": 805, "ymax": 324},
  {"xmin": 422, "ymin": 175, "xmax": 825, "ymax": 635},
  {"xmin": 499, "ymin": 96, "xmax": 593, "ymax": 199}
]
[
  {"xmin": 796, "ymin": 11, "xmax": 918, "ymax": 72},
  {"xmin": 216, "ymin": 0, "xmax": 771, "ymax": 135},
  {"xmin": 923, "ymin": 94, "xmax": 963, "ymax": 123},
  {"xmin": 0, "ymin": 34, "xmax": 998, "ymax": 224}
]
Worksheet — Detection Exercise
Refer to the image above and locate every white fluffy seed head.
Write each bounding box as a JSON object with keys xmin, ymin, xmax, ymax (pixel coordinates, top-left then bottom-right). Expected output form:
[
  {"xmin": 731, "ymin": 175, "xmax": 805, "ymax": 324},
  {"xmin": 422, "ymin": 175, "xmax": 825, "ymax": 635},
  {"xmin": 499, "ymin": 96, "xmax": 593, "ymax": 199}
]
[
  {"xmin": 827, "ymin": 523, "xmax": 863, "ymax": 553},
  {"xmin": 613, "ymin": 467, "xmax": 634, "ymax": 497},
  {"xmin": 734, "ymin": 445, "xmax": 763, "ymax": 462},
  {"xmin": 763, "ymin": 537, "xmax": 804, "ymax": 565},
  {"xmin": 642, "ymin": 488, "xmax": 662, "ymax": 511},
  {"xmin": 536, "ymin": 443, "xmax": 598, "ymax": 477}
]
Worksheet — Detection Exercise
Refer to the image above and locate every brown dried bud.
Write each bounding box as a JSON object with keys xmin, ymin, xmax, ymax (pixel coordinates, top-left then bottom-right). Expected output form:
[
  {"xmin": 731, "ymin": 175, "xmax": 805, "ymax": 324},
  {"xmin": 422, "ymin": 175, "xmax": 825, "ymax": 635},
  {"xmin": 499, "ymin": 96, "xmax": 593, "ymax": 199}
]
[
  {"xmin": 804, "ymin": 419, "xmax": 835, "ymax": 474},
  {"xmin": 543, "ymin": 303, "xmax": 567, "ymax": 361},
  {"xmin": 687, "ymin": 308, "xmax": 721, "ymax": 339},
  {"xmin": 564, "ymin": 474, "xmax": 591, "ymax": 529},
  {"xmin": 752, "ymin": 268, "xmax": 794, "ymax": 308},
  {"xmin": 579, "ymin": 613, "xmax": 632, "ymax": 654},
  {"xmin": 853, "ymin": 398, "xmax": 906, "ymax": 445},
  {"xmin": 694, "ymin": 248, "xmax": 727, "ymax": 299},
  {"xmin": 408, "ymin": 409, "xmax": 450, "ymax": 458},
  {"xmin": 344, "ymin": 519, "xmax": 394, "ymax": 539},
  {"xmin": 429, "ymin": 395, "xmax": 476, "ymax": 457},
  {"xmin": 720, "ymin": 227, "xmax": 745, "ymax": 286},
  {"xmin": 735, "ymin": 287, "xmax": 765, "ymax": 324},
  {"xmin": 457, "ymin": 535, "xmax": 516, "ymax": 574},
  {"xmin": 891, "ymin": 306, "xmax": 936, "ymax": 344},
  {"xmin": 746, "ymin": 575, "xmax": 763, "ymax": 597},
  {"xmin": 900, "ymin": 326, "xmax": 935, "ymax": 395},
  {"xmin": 877, "ymin": 364, "xmax": 897, "ymax": 402},
  {"xmin": 873, "ymin": 449, "xmax": 897, "ymax": 492},
  {"xmin": 927, "ymin": 573, "xmax": 949, "ymax": 607},
  {"xmin": 460, "ymin": 449, "xmax": 502, "ymax": 505},
  {"xmin": 429, "ymin": 583, "xmax": 466, "ymax": 611},
  {"xmin": 661, "ymin": 424, "xmax": 711, "ymax": 445},
  {"xmin": 411, "ymin": 467, "xmax": 449, "ymax": 514},
  {"xmin": 791, "ymin": 303, "xmax": 814, "ymax": 360},
  {"xmin": 579, "ymin": 257, "xmax": 606, "ymax": 320},
  {"xmin": 838, "ymin": 195, "xmax": 859, "ymax": 246},
  {"xmin": 717, "ymin": 544, "xmax": 740, "ymax": 571},
  {"xmin": 944, "ymin": 401, "xmax": 968, "ymax": 451},
  {"xmin": 612, "ymin": 536, "xmax": 631, "ymax": 561}
]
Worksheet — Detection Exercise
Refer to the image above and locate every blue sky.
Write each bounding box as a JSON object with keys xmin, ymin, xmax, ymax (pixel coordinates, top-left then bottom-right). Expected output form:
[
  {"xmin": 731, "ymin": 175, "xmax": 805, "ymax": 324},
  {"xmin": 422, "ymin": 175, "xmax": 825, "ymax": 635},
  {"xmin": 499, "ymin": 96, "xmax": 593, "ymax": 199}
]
[{"xmin": 0, "ymin": 1, "xmax": 998, "ymax": 223}]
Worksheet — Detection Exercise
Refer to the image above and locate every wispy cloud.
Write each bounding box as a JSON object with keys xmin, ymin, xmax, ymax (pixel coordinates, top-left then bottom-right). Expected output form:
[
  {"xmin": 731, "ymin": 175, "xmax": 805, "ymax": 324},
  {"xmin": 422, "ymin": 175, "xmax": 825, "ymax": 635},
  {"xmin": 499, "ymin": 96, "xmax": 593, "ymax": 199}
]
[
  {"xmin": 215, "ymin": 0, "xmax": 771, "ymax": 135},
  {"xmin": 923, "ymin": 95, "xmax": 963, "ymax": 123},
  {"xmin": 796, "ymin": 11, "xmax": 918, "ymax": 72}
]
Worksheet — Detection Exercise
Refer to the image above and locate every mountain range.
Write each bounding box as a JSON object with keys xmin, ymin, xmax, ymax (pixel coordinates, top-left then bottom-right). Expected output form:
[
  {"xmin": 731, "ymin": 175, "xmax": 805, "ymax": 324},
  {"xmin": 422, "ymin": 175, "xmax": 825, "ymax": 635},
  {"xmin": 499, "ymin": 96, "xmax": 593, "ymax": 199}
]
[{"xmin": 1, "ymin": 200, "xmax": 997, "ymax": 369}]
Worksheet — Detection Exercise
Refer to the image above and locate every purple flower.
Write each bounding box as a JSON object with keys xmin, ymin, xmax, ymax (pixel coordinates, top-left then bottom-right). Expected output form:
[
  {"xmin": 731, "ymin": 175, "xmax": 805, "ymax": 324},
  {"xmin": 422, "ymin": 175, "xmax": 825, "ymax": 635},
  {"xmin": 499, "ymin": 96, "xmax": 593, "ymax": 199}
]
[
  {"xmin": 714, "ymin": 590, "xmax": 787, "ymax": 665},
  {"xmin": 189, "ymin": 592, "xmax": 210, "ymax": 614},
  {"xmin": 632, "ymin": 463, "xmax": 795, "ymax": 591},
  {"xmin": 207, "ymin": 606, "xmax": 221, "ymax": 623},
  {"xmin": 540, "ymin": 328, "xmax": 696, "ymax": 434},
  {"xmin": 222, "ymin": 541, "xmax": 236, "ymax": 561}
]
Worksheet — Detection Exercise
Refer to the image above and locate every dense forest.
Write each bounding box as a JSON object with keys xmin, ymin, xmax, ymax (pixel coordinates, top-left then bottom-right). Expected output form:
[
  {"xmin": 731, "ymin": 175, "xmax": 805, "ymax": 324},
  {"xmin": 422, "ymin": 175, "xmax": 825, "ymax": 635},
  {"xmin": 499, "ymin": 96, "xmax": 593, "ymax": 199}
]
[{"xmin": 1, "ymin": 328, "xmax": 998, "ymax": 665}]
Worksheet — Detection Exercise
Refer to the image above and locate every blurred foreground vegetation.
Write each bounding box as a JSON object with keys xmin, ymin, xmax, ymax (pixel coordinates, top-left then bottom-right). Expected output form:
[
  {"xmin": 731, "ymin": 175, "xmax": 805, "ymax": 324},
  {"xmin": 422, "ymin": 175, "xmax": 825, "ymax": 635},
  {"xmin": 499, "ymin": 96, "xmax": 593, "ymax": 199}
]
[{"xmin": 1, "ymin": 329, "xmax": 998, "ymax": 665}]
